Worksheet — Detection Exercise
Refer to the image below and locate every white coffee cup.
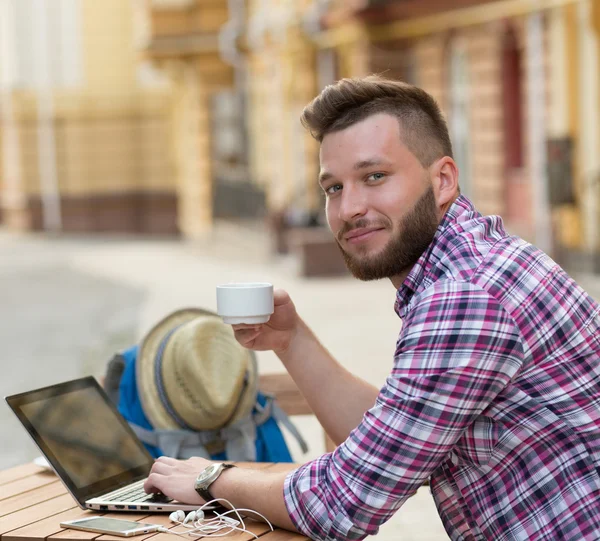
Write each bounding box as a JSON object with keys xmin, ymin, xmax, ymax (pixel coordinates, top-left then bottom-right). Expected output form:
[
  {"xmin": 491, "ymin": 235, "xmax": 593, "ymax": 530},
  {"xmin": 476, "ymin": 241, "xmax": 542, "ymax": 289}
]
[{"xmin": 216, "ymin": 282, "xmax": 274, "ymax": 324}]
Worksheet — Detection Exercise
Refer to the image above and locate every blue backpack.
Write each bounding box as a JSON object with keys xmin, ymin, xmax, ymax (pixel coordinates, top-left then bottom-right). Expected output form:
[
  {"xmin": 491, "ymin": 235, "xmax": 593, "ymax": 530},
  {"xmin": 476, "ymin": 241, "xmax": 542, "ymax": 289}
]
[{"xmin": 104, "ymin": 345, "xmax": 307, "ymax": 463}]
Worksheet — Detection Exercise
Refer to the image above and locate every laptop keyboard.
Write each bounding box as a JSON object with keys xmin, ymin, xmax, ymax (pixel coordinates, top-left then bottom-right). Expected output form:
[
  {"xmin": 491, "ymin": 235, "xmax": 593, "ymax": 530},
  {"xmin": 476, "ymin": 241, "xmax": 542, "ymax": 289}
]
[{"xmin": 103, "ymin": 481, "xmax": 172, "ymax": 503}]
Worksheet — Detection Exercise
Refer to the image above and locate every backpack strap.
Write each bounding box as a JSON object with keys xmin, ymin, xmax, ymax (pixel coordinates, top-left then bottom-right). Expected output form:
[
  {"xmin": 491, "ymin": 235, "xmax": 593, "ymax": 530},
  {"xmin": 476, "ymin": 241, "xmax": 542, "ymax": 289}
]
[
  {"xmin": 271, "ymin": 402, "xmax": 309, "ymax": 454},
  {"xmin": 128, "ymin": 420, "xmax": 259, "ymax": 461},
  {"xmin": 254, "ymin": 395, "xmax": 309, "ymax": 454},
  {"xmin": 129, "ymin": 422, "xmax": 212, "ymax": 459},
  {"xmin": 221, "ymin": 417, "xmax": 257, "ymax": 462}
]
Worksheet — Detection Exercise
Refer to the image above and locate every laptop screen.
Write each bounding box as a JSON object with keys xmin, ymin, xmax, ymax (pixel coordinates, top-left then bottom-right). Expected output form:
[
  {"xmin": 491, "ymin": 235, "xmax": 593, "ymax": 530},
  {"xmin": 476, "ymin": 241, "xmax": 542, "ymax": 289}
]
[{"xmin": 6, "ymin": 376, "xmax": 154, "ymax": 505}]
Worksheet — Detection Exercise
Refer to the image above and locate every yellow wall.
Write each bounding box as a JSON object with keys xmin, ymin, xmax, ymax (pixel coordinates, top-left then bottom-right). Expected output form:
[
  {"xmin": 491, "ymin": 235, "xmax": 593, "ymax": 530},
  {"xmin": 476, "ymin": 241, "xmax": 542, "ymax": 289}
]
[
  {"xmin": 12, "ymin": 90, "xmax": 172, "ymax": 197},
  {"xmin": 81, "ymin": 0, "xmax": 138, "ymax": 95},
  {"xmin": 1, "ymin": 0, "xmax": 177, "ymax": 232}
]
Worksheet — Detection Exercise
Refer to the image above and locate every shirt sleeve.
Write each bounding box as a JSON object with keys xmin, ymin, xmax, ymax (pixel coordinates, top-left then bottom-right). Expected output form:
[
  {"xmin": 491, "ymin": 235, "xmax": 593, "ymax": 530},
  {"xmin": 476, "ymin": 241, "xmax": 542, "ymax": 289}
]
[{"xmin": 283, "ymin": 280, "xmax": 525, "ymax": 541}]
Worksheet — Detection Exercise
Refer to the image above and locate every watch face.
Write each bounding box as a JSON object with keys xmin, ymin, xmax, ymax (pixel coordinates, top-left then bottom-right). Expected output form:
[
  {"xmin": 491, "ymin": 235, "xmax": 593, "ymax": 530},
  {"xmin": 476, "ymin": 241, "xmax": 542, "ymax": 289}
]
[{"xmin": 197, "ymin": 463, "xmax": 220, "ymax": 485}]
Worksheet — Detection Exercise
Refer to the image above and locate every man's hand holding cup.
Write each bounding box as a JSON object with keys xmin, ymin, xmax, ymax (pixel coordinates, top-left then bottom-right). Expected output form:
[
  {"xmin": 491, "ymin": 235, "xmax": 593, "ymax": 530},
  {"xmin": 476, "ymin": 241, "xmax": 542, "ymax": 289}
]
[{"xmin": 216, "ymin": 283, "xmax": 298, "ymax": 354}]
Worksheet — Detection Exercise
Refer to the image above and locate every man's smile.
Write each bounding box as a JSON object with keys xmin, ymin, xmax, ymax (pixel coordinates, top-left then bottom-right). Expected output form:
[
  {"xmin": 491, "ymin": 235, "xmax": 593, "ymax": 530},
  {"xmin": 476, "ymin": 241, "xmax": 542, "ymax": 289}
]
[{"xmin": 344, "ymin": 227, "xmax": 386, "ymax": 245}]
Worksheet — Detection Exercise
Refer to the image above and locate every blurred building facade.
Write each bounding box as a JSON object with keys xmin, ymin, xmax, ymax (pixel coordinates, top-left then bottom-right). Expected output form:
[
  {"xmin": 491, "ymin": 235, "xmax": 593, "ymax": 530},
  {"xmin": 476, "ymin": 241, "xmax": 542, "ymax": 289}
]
[
  {"xmin": 313, "ymin": 0, "xmax": 600, "ymax": 270},
  {"xmin": 0, "ymin": 0, "xmax": 175, "ymax": 234},
  {"xmin": 1, "ymin": 0, "xmax": 599, "ymax": 270},
  {"xmin": 137, "ymin": 0, "xmax": 322, "ymax": 239},
  {"xmin": 138, "ymin": 0, "xmax": 248, "ymax": 238},
  {"xmin": 137, "ymin": 0, "xmax": 599, "ymax": 268}
]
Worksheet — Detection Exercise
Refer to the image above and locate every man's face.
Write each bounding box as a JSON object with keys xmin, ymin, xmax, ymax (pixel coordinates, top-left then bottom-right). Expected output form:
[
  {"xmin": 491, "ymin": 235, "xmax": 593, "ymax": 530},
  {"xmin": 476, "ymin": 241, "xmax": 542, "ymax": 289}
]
[{"xmin": 319, "ymin": 113, "xmax": 441, "ymax": 282}]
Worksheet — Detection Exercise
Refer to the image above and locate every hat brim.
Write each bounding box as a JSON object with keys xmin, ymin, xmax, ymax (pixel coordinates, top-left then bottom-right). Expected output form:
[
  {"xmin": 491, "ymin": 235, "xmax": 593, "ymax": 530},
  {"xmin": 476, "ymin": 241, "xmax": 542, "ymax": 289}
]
[{"xmin": 137, "ymin": 308, "xmax": 258, "ymax": 431}]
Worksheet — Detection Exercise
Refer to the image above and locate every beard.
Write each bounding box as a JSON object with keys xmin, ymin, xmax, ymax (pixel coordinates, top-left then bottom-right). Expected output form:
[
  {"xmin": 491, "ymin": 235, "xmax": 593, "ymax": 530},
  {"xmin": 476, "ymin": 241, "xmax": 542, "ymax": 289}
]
[{"xmin": 335, "ymin": 185, "xmax": 440, "ymax": 281}]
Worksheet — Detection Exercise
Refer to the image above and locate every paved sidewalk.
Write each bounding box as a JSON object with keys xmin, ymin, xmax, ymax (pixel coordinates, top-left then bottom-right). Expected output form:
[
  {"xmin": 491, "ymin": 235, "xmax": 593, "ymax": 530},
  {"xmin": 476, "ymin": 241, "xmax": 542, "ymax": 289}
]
[{"xmin": 2, "ymin": 225, "xmax": 599, "ymax": 540}]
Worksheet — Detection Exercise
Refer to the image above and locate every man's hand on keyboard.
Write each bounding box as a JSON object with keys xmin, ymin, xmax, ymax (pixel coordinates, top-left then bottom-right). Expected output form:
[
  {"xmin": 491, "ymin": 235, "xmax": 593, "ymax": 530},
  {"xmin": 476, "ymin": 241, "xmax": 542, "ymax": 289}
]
[{"xmin": 144, "ymin": 456, "xmax": 212, "ymax": 505}]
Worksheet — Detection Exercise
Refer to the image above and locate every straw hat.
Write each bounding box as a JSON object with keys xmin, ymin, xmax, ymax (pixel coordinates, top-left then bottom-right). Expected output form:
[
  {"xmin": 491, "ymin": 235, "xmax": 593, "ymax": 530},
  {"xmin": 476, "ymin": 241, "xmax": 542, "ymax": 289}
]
[{"xmin": 136, "ymin": 308, "xmax": 258, "ymax": 431}]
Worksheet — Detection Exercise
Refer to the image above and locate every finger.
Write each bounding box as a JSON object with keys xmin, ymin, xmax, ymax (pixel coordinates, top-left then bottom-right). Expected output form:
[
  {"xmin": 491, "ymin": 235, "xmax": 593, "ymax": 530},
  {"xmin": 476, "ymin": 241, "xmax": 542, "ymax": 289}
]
[
  {"xmin": 232, "ymin": 323, "xmax": 263, "ymax": 331},
  {"xmin": 273, "ymin": 288, "xmax": 291, "ymax": 306},
  {"xmin": 151, "ymin": 461, "xmax": 174, "ymax": 475},
  {"xmin": 233, "ymin": 327, "xmax": 262, "ymax": 337},
  {"xmin": 143, "ymin": 472, "xmax": 165, "ymax": 494},
  {"xmin": 233, "ymin": 328, "xmax": 262, "ymax": 345}
]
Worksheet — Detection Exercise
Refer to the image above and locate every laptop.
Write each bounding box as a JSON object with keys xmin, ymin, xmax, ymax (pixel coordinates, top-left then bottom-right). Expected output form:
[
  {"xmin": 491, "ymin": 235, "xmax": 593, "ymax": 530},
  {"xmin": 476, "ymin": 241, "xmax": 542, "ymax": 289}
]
[{"xmin": 6, "ymin": 376, "xmax": 203, "ymax": 513}]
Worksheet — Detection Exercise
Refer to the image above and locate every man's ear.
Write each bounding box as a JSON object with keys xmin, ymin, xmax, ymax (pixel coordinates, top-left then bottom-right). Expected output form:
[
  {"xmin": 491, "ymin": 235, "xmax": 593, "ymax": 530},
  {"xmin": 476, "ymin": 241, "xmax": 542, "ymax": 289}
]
[{"xmin": 430, "ymin": 157, "xmax": 459, "ymax": 211}]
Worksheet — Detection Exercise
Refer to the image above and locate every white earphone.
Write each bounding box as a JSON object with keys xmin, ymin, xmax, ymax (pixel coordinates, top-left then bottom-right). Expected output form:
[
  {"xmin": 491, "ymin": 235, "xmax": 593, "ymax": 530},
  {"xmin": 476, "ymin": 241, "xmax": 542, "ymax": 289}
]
[
  {"xmin": 169, "ymin": 510, "xmax": 185, "ymax": 523},
  {"xmin": 163, "ymin": 499, "xmax": 273, "ymax": 539},
  {"xmin": 169, "ymin": 509, "xmax": 204, "ymax": 525}
]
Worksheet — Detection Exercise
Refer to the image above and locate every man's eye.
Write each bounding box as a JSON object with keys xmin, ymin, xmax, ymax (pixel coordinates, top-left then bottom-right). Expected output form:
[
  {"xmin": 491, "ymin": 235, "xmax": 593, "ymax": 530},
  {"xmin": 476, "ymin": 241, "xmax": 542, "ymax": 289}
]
[
  {"xmin": 367, "ymin": 172, "xmax": 386, "ymax": 182},
  {"xmin": 325, "ymin": 184, "xmax": 342, "ymax": 195}
]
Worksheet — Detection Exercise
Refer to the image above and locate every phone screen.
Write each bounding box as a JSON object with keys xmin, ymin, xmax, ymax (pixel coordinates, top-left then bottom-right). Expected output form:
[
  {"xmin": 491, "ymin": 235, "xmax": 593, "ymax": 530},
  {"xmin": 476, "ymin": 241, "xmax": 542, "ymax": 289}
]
[{"xmin": 62, "ymin": 517, "xmax": 159, "ymax": 535}]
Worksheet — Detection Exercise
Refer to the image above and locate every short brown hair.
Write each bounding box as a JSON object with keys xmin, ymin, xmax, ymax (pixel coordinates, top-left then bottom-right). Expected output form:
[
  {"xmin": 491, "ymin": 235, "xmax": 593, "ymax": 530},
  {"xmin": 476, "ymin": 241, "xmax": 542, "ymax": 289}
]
[{"xmin": 301, "ymin": 75, "xmax": 453, "ymax": 167}]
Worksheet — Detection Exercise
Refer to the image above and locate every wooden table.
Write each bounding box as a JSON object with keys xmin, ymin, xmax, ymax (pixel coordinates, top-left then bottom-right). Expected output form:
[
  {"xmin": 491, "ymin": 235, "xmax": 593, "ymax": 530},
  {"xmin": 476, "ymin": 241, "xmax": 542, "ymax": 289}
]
[{"xmin": 0, "ymin": 462, "xmax": 309, "ymax": 541}]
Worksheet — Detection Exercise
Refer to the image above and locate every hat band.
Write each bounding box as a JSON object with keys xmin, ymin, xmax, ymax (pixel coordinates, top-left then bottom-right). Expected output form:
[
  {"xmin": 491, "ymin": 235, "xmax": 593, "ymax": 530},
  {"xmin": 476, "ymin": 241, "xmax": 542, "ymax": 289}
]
[{"xmin": 154, "ymin": 324, "xmax": 191, "ymax": 430}]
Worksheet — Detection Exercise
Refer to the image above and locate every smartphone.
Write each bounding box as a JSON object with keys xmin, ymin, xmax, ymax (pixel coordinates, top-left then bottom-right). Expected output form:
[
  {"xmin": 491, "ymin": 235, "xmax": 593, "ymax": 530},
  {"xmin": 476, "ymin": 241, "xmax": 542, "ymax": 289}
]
[{"xmin": 60, "ymin": 516, "xmax": 162, "ymax": 537}]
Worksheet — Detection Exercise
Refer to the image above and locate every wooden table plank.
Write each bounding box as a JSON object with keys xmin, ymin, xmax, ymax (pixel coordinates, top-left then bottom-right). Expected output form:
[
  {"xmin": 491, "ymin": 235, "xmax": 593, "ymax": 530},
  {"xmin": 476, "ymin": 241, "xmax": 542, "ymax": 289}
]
[
  {"xmin": 224, "ymin": 521, "xmax": 276, "ymax": 540},
  {"xmin": 259, "ymin": 531, "xmax": 310, "ymax": 541},
  {"xmin": 0, "ymin": 464, "xmax": 45, "ymax": 486},
  {"xmin": 0, "ymin": 463, "xmax": 310, "ymax": 541},
  {"xmin": 0, "ymin": 482, "xmax": 66, "ymax": 518},
  {"xmin": 0, "ymin": 493, "xmax": 78, "ymax": 537},
  {"xmin": 2, "ymin": 507, "xmax": 93, "ymax": 541},
  {"xmin": 48, "ymin": 528, "xmax": 101, "ymax": 541},
  {"xmin": 0, "ymin": 473, "xmax": 59, "ymax": 501}
]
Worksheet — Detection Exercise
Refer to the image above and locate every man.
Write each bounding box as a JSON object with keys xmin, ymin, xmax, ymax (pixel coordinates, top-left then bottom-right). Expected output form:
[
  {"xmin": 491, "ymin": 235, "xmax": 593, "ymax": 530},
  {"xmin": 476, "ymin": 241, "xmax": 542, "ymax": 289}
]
[{"xmin": 144, "ymin": 76, "xmax": 600, "ymax": 540}]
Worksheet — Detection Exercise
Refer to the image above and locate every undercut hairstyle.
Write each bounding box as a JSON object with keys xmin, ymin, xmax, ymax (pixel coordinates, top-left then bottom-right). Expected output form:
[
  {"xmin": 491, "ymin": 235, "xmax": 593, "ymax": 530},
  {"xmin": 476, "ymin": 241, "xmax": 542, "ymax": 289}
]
[{"xmin": 301, "ymin": 75, "xmax": 453, "ymax": 168}]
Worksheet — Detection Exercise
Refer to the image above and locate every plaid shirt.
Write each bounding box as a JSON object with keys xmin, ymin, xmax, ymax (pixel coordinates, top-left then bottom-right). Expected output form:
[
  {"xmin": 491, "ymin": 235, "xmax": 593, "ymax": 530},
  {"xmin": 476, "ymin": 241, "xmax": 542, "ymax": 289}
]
[{"xmin": 283, "ymin": 196, "xmax": 600, "ymax": 540}]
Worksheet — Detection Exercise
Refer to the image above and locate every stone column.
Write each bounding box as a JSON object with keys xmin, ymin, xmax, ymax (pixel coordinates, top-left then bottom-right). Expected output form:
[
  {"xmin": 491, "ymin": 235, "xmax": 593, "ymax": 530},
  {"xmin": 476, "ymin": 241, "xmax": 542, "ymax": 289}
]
[{"xmin": 170, "ymin": 61, "xmax": 214, "ymax": 239}]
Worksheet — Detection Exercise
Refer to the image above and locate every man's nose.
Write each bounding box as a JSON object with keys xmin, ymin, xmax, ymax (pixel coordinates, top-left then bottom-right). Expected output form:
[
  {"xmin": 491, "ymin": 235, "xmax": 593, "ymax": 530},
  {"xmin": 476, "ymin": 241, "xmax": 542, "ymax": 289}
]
[{"xmin": 338, "ymin": 185, "xmax": 368, "ymax": 222}]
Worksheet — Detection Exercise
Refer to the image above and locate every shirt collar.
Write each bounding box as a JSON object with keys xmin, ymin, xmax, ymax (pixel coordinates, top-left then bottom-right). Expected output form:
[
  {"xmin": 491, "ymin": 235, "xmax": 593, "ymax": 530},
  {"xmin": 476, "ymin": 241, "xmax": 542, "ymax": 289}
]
[{"xmin": 394, "ymin": 195, "xmax": 477, "ymax": 316}]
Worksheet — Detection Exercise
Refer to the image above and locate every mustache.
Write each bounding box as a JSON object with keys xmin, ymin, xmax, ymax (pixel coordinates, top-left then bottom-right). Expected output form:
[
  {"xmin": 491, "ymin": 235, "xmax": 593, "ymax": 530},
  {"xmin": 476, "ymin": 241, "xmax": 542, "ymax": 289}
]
[{"xmin": 336, "ymin": 218, "xmax": 391, "ymax": 242}]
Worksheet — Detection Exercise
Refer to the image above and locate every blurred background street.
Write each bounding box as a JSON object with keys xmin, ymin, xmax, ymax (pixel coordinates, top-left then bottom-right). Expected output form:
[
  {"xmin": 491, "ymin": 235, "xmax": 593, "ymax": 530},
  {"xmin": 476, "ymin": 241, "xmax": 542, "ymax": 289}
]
[{"xmin": 2, "ymin": 0, "xmax": 600, "ymax": 539}]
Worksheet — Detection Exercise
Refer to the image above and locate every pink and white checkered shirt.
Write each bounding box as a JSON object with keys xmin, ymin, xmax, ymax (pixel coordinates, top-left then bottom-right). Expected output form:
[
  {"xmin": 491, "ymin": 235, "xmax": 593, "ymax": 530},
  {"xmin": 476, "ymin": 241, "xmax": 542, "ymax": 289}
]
[{"xmin": 283, "ymin": 196, "xmax": 600, "ymax": 540}]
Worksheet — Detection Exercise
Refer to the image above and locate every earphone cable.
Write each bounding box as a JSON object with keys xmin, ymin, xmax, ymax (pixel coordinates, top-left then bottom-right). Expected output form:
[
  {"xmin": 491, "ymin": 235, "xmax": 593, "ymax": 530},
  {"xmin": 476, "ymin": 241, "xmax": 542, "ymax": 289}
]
[
  {"xmin": 163, "ymin": 498, "xmax": 271, "ymax": 539},
  {"xmin": 218, "ymin": 507, "xmax": 274, "ymax": 531}
]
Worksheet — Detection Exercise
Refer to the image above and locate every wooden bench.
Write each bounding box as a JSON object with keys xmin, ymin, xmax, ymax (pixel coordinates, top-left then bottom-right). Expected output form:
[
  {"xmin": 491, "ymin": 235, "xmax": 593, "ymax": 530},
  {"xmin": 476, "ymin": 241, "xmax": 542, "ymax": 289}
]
[{"xmin": 287, "ymin": 227, "xmax": 349, "ymax": 278}]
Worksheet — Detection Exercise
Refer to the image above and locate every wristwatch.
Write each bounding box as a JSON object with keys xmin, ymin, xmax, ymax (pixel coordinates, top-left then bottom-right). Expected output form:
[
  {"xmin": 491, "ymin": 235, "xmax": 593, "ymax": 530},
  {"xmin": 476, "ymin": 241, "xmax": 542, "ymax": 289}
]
[{"xmin": 194, "ymin": 463, "xmax": 236, "ymax": 502}]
